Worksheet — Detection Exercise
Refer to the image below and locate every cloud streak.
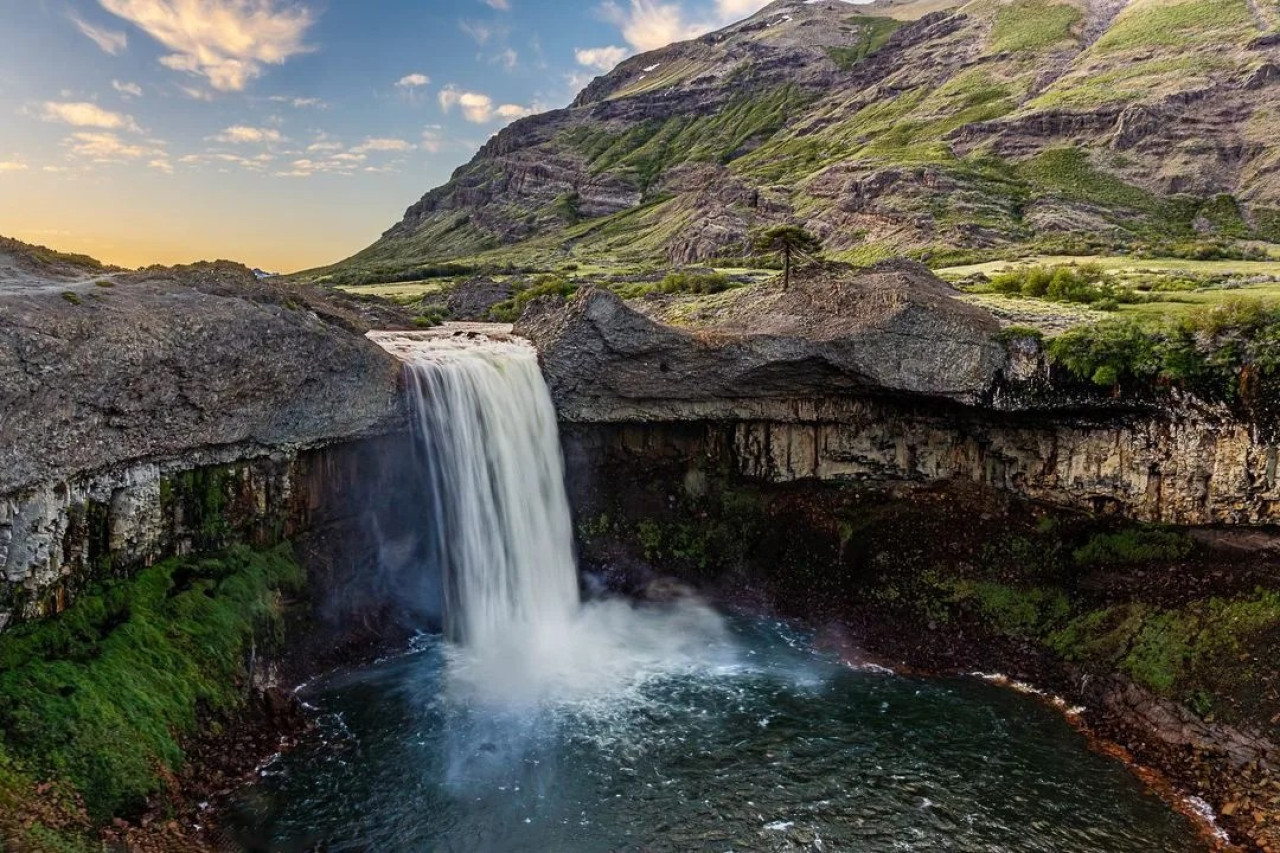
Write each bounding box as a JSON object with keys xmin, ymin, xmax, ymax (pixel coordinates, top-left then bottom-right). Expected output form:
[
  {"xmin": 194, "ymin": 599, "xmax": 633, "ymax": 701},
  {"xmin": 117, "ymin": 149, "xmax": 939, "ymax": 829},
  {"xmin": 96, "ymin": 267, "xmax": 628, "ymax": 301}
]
[
  {"xmin": 97, "ymin": 0, "xmax": 316, "ymax": 91},
  {"xmin": 68, "ymin": 12, "xmax": 128, "ymax": 54}
]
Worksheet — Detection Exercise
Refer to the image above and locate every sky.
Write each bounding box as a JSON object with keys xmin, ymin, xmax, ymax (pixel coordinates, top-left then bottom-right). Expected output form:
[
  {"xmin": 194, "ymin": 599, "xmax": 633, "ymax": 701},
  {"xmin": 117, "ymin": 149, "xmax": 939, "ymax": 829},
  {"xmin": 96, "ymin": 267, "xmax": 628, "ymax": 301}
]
[{"xmin": 0, "ymin": 0, "xmax": 785, "ymax": 272}]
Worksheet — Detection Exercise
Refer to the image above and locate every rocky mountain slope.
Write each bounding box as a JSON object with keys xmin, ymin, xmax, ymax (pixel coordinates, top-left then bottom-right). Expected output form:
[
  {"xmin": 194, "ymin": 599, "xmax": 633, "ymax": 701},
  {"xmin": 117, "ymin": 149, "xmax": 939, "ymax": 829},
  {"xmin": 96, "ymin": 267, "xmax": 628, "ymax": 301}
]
[{"xmin": 319, "ymin": 0, "xmax": 1280, "ymax": 281}]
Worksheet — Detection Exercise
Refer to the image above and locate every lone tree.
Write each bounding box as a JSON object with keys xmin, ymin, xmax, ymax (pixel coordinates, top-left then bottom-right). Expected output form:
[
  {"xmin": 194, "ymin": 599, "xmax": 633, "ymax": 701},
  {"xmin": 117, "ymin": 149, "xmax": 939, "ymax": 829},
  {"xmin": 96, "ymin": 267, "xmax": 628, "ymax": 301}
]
[{"xmin": 752, "ymin": 225, "xmax": 823, "ymax": 290}]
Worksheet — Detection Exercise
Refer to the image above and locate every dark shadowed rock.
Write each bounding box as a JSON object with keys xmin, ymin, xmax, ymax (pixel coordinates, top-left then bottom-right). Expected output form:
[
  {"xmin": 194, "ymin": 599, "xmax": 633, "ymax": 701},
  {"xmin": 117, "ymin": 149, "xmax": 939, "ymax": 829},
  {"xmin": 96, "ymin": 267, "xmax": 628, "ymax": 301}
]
[
  {"xmin": 516, "ymin": 260, "xmax": 1006, "ymax": 420},
  {"xmin": 446, "ymin": 277, "xmax": 516, "ymax": 321}
]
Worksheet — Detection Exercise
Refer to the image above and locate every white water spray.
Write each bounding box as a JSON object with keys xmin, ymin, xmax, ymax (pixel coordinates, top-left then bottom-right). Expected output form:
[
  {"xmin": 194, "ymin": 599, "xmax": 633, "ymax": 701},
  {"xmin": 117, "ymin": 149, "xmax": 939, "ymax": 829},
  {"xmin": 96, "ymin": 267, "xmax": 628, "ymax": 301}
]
[{"xmin": 370, "ymin": 328, "xmax": 735, "ymax": 708}]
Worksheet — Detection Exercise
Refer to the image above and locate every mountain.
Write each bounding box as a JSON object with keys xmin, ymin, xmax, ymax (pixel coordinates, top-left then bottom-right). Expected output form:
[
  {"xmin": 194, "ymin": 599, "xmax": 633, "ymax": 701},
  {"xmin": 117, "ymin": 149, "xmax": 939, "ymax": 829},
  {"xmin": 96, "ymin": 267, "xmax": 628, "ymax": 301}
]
[{"xmin": 317, "ymin": 0, "xmax": 1280, "ymax": 282}]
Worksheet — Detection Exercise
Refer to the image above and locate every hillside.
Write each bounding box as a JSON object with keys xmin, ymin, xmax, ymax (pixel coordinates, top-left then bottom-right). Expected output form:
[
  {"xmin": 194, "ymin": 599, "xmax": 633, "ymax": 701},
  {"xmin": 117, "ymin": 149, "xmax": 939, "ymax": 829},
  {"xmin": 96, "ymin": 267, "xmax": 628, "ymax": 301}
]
[{"xmin": 313, "ymin": 0, "xmax": 1280, "ymax": 283}]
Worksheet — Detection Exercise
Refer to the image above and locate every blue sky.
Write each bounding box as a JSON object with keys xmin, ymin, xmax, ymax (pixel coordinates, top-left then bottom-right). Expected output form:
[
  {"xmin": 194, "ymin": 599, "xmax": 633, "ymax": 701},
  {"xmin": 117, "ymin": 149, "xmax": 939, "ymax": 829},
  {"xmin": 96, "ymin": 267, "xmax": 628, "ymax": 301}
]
[{"xmin": 0, "ymin": 0, "xmax": 778, "ymax": 271}]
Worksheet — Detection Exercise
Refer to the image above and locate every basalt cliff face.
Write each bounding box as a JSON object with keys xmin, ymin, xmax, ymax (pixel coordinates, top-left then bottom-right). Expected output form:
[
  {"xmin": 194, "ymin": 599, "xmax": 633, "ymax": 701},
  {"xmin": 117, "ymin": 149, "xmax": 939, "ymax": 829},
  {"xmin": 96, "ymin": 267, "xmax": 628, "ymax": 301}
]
[
  {"xmin": 0, "ymin": 248, "xmax": 411, "ymax": 627},
  {"xmin": 518, "ymin": 262, "xmax": 1280, "ymax": 527},
  {"xmin": 324, "ymin": 0, "xmax": 1280, "ymax": 278}
]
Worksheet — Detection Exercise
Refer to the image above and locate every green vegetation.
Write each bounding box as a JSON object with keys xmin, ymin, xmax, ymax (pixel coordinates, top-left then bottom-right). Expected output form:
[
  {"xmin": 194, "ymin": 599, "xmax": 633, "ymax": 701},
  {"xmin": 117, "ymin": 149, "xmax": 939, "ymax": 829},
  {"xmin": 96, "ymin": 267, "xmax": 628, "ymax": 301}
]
[
  {"xmin": 1016, "ymin": 147, "xmax": 1169, "ymax": 222},
  {"xmin": 988, "ymin": 0, "xmax": 1082, "ymax": 53},
  {"xmin": 1073, "ymin": 528, "xmax": 1194, "ymax": 565},
  {"xmin": 986, "ymin": 263, "xmax": 1138, "ymax": 309},
  {"xmin": 60, "ymin": 291, "xmax": 82, "ymax": 305},
  {"xmin": 658, "ymin": 270, "xmax": 731, "ymax": 295},
  {"xmin": 826, "ymin": 16, "xmax": 902, "ymax": 69},
  {"xmin": 92, "ymin": 279, "xmax": 115, "ymax": 289},
  {"xmin": 1093, "ymin": 0, "xmax": 1253, "ymax": 52},
  {"xmin": 488, "ymin": 275, "xmax": 577, "ymax": 322},
  {"xmin": 1047, "ymin": 297, "xmax": 1280, "ymax": 400},
  {"xmin": 0, "ymin": 545, "xmax": 302, "ymax": 820},
  {"xmin": 752, "ymin": 225, "xmax": 823, "ymax": 289}
]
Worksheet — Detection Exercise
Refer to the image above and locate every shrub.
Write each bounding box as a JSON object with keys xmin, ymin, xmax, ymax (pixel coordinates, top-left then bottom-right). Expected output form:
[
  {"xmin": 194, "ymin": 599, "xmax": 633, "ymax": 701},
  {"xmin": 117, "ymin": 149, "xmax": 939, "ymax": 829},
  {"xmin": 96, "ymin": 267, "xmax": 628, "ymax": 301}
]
[
  {"xmin": 60, "ymin": 291, "xmax": 82, "ymax": 305},
  {"xmin": 1073, "ymin": 528, "xmax": 1193, "ymax": 565},
  {"xmin": 488, "ymin": 275, "xmax": 576, "ymax": 322},
  {"xmin": 658, "ymin": 271, "xmax": 731, "ymax": 295}
]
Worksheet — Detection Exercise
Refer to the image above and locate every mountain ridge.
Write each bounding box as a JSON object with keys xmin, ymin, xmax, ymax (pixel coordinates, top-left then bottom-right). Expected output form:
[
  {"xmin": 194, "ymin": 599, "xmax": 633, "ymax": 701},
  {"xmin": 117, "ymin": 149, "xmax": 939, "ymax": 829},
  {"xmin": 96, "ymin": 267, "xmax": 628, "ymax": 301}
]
[{"xmin": 314, "ymin": 0, "xmax": 1280, "ymax": 282}]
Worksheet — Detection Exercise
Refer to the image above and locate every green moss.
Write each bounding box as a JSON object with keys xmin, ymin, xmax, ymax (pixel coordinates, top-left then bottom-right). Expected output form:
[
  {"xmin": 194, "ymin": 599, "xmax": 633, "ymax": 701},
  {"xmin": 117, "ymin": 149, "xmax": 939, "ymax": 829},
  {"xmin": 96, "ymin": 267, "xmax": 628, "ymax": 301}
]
[
  {"xmin": 0, "ymin": 545, "xmax": 302, "ymax": 820},
  {"xmin": 989, "ymin": 0, "xmax": 1083, "ymax": 53},
  {"xmin": 60, "ymin": 291, "xmax": 82, "ymax": 306},
  {"xmin": 946, "ymin": 580, "xmax": 1070, "ymax": 638}
]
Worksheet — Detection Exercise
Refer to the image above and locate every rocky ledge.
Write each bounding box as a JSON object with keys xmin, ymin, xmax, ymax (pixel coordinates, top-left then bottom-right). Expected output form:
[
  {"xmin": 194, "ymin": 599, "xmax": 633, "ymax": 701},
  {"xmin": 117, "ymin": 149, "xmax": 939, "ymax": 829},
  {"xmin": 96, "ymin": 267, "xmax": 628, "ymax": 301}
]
[
  {"xmin": 0, "ymin": 260, "xmax": 411, "ymax": 626},
  {"xmin": 519, "ymin": 261, "xmax": 1280, "ymax": 527},
  {"xmin": 516, "ymin": 259, "xmax": 1008, "ymax": 418}
]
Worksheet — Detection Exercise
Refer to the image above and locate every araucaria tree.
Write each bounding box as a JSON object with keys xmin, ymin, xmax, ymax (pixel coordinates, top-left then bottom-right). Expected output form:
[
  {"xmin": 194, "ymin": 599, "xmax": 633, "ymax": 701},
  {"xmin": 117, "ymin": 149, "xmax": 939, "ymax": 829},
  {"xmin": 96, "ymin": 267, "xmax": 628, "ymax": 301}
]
[{"xmin": 752, "ymin": 225, "xmax": 823, "ymax": 290}]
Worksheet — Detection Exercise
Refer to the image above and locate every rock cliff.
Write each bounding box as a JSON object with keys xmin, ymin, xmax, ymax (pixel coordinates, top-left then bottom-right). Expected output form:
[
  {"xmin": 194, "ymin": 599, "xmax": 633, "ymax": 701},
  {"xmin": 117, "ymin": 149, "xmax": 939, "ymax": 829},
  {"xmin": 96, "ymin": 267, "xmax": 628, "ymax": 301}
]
[
  {"xmin": 0, "ymin": 253, "xmax": 410, "ymax": 626},
  {"xmin": 519, "ymin": 262, "xmax": 1280, "ymax": 526}
]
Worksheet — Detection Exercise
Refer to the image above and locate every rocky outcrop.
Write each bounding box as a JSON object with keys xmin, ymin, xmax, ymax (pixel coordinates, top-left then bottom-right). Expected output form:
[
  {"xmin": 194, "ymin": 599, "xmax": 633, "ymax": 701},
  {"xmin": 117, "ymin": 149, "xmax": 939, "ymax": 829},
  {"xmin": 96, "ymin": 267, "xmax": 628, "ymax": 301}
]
[
  {"xmin": 517, "ymin": 260, "xmax": 1007, "ymax": 415},
  {"xmin": 520, "ymin": 262, "xmax": 1280, "ymax": 526},
  {"xmin": 0, "ymin": 260, "xmax": 411, "ymax": 627},
  {"xmin": 0, "ymin": 262, "xmax": 404, "ymax": 495}
]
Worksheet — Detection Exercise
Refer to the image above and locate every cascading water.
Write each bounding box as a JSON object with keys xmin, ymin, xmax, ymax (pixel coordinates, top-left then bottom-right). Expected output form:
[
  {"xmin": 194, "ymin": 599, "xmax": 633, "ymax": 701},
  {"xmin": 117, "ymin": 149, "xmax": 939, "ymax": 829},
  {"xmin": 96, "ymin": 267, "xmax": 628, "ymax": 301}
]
[
  {"xmin": 397, "ymin": 331, "xmax": 579, "ymax": 649},
  {"xmin": 369, "ymin": 328, "xmax": 733, "ymax": 706}
]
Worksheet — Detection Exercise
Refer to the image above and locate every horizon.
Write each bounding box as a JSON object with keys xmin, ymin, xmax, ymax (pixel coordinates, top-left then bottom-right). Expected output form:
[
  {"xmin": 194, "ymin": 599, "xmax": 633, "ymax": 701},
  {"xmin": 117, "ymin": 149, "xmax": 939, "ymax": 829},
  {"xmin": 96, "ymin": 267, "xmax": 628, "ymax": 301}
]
[{"xmin": 0, "ymin": 0, "xmax": 859, "ymax": 273}]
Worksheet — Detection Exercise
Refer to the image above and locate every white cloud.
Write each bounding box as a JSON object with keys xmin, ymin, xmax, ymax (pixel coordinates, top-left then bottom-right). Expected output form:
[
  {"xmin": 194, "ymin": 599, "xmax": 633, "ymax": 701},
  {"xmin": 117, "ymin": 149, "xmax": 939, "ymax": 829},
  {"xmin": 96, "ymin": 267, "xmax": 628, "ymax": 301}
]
[
  {"xmin": 575, "ymin": 45, "xmax": 628, "ymax": 71},
  {"xmin": 0, "ymin": 161, "xmax": 28, "ymax": 173},
  {"xmin": 68, "ymin": 12, "xmax": 128, "ymax": 54},
  {"xmin": 149, "ymin": 157, "xmax": 174, "ymax": 174},
  {"xmin": 598, "ymin": 0, "xmax": 771, "ymax": 52},
  {"xmin": 210, "ymin": 125, "xmax": 284, "ymax": 144},
  {"xmin": 351, "ymin": 137, "xmax": 414, "ymax": 154},
  {"xmin": 599, "ymin": 0, "xmax": 702, "ymax": 52},
  {"xmin": 438, "ymin": 85, "xmax": 529, "ymax": 123},
  {"xmin": 715, "ymin": 0, "xmax": 770, "ymax": 18},
  {"xmin": 396, "ymin": 73, "xmax": 431, "ymax": 89},
  {"xmin": 65, "ymin": 131, "xmax": 163, "ymax": 161},
  {"xmin": 97, "ymin": 0, "xmax": 316, "ymax": 92},
  {"xmin": 40, "ymin": 101, "xmax": 140, "ymax": 132},
  {"xmin": 480, "ymin": 0, "xmax": 511, "ymax": 9},
  {"xmin": 112, "ymin": 80, "xmax": 144, "ymax": 98}
]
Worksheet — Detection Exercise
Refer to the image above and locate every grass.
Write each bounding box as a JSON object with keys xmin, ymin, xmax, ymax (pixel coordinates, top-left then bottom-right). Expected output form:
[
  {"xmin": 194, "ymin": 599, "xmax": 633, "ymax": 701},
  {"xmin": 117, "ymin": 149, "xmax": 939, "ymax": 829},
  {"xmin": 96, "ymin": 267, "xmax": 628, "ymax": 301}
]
[
  {"xmin": 988, "ymin": 0, "xmax": 1082, "ymax": 53},
  {"xmin": 939, "ymin": 255, "xmax": 1280, "ymax": 279},
  {"xmin": 1092, "ymin": 0, "xmax": 1254, "ymax": 52},
  {"xmin": 826, "ymin": 16, "xmax": 902, "ymax": 69},
  {"xmin": 0, "ymin": 545, "xmax": 302, "ymax": 821}
]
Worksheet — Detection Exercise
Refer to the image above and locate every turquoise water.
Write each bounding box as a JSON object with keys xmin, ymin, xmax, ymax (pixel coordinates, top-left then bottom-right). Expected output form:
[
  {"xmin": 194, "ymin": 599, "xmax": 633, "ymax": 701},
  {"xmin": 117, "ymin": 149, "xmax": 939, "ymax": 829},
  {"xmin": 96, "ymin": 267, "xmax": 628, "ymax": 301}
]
[{"xmin": 223, "ymin": 615, "xmax": 1201, "ymax": 852}]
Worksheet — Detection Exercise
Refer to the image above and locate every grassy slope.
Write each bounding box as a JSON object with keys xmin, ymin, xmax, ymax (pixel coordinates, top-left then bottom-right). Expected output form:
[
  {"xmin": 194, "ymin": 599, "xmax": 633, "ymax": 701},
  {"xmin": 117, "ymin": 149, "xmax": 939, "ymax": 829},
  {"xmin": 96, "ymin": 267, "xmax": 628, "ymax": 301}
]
[{"xmin": 0, "ymin": 545, "xmax": 302, "ymax": 846}]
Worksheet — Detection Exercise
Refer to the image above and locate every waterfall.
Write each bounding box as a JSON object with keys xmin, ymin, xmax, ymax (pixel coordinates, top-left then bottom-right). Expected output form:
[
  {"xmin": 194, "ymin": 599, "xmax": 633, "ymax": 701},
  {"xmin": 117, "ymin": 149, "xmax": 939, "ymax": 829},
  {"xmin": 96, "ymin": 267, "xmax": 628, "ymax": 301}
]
[
  {"xmin": 392, "ymin": 331, "xmax": 580, "ymax": 650},
  {"xmin": 369, "ymin": 328, "xmax": 733, "ymax": 708}
]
